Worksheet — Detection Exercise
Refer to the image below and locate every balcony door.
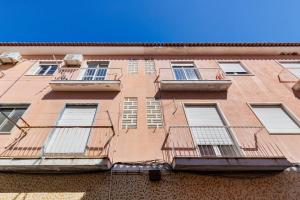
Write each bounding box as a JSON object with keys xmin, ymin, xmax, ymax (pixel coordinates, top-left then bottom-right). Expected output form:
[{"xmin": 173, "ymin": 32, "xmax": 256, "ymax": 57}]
[
  {"xmin": 44, "ymin": 105, "xmax": 97, "ymax": 156},
  {"xmin": 172, "ymin": 64, "xmax": 200, "ymax": 80},
  {"xmin": 81, "ymin": 61, "xmax": 108, "ymax": 81},
  {"xmin": 184, "ymin": 105, "xmax": 239, "ymax": 157}
]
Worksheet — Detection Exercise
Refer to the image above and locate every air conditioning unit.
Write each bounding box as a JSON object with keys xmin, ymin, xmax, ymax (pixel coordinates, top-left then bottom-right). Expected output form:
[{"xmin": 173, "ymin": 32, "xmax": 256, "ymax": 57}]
[
  {"xmin": 0, "ymin": 52, "xmax": 22, "ymax": 64},
  {"xmin": 64, "ymin": 54, "xmax": 83, "ymax": 66}
]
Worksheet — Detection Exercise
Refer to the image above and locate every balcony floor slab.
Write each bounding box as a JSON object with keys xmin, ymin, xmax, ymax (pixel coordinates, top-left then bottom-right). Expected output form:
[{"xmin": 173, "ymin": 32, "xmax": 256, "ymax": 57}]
[
  {"xmin": 49, "ymin": 80, "xmax": 121, "ymax": 91},
  {"xmin": 0, "ymin": 158, "xmax": 111, "ymax": 173},
  {"xmin": 160, "ymin": 80, "xmax": 232, "ymax": 91},
  {"xmin": 172, "ymin": 157, "xmax": 292, "ymax": 172}
]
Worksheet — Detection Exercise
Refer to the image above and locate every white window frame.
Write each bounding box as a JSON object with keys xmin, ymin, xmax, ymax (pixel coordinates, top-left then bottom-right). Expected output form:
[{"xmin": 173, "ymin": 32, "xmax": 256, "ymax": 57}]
[
  {"xmin": 249, "ymin": 103, "xmax": 300, "ymax": 134},
  {"xmin": 277, "ymin": 60, "xmax": 300, "ymax": 79},
  {"xmin": 182, "ymin": 102, "xmax": 242, "ymax": 156},
  {"xmin": 171, "ymin": 61, "xmax": 201, "ymax": 80},
  {"xmin": 81, "ymin": 61, "xmax": 110, "ymax": 81},
  {"xmin": 31, "ymin": 61, "xmax": 61, "ymax": 76},
  {"xmin": 42, "ymin": 103, "xmax": 99, "ymax": 154},
  {"xmin": 0, "ymin": 104, "xmax": 29, "ymax": 134},
  {"xmin": 217, "ymin": 61, "xmax": 253, "ymax": 76},
  {"xmin": 36, "ymin": 62, "xmax": 59, "ymax": 76}
]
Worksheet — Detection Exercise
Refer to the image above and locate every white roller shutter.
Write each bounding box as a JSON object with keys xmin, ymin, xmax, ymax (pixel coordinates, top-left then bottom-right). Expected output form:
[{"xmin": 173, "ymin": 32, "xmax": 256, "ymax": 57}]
[
  {"xmin": 45, "ymin": 105, "xmax": 97, "ymax": 156},
  {"xmin": 219, "ymin": 62, "xmax": 246, "ymax": 74},
  {"xmin": 185, "ymin": 105, "xmax": 233, "ymax": 145},
  {"xmin": 252, "ymin": 105, "xmax": 300, "ymax": 133},
  {"xmin": 280, "ymin": 62, "xmax": 300, "ymax": 78},
  {"xmin": 25, "ymin": 61, "xmax": 40, "ymax": 75}
]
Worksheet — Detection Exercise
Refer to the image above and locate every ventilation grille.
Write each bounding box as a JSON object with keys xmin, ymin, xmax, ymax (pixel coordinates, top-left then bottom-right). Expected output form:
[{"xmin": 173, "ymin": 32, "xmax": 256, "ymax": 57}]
[
  {"xmin": 128, "ymin": 60, "xmax": 138, "ymax": 74},
  {"xmin": 122, "ymin": 97, "xmax": 138, "ymax": 129},
  {"xmin": 145, "ymin": 59, "xmax": 156, "ymax": 74},
  {"xmin": 146, "ymin": 98, "xmax": 163, "ymax": 128}
]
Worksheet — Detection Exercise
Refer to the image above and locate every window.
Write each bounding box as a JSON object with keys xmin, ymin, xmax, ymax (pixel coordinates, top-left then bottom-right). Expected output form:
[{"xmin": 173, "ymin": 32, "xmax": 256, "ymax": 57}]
[
  {"xmin": 82, "ymin": 61, "xmax": 108, "ymax": 81},
  {"xmin": 128, "ymin": 59, "xmax": 138, "ymax": 74},
  {"xmin": 172, "ymin": 62, "xmax": 199, "ymax": 80},
  {"xmin": 44, "ymin": 104, "xmax": 97, "ymax": 155},
  {"xmin": 146, "ymin": 98, "xmax": 163, "ymax": 128},
  {"xmin": 144, "ymin": 59, "xmax": 156, "ymax": 74},
  {"xmin": 122, "ymin": 97, "xmax": 138, "ymax": 129},
  {"xmin": 0, "ymin": 105, "xmax": 28, "ymax": 133},
  {"xmin": 36, "ymin": 63, "xmax": 58, "ymax": 75},
  {"xmin": 218, "ymin": 62, "xmax": 249, "ymax": 75},
  {"xmin": 251, "ymin": 105, "xmax": 300, "ymax": 134},
  {"xmin": 279, "ymin": 61, "xmax": 300, "ymax": 78},
  {"xmin": 184, "ymin": 105, "xmax": 238, "ymax": 157},
  {"xmin": 26, "ymin": 61, "xmax": 60, "ymax": 76}
]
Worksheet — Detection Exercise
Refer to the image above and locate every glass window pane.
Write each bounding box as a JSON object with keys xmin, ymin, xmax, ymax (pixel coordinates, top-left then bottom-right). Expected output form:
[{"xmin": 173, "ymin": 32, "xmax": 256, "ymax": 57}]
[
  {"xmin": 94, "ymin": 68, "xmax": 107, "ymax": 80},
  {"xmin": 87, "ymin": 62, "xmax": 98, "ymax": 68},
  {"xmin": 173, "ymin": 67, "xmax": 186, "ymax": 80},
  {"xmin": 0, "ymin": 108, "xmax": 13, "ymax": 127},
  {"xmin": 37, "ymin": 66, "xmax": 49, "ymax": 75},
  {"xmin": 0, "ymin": 108, "xmax": 26, "ymax": 132},
  {"xmin": 46, "ymin": 65, "xmax": 58, "ymax": 75},
  {"xmin": 184, "ymin": 68, "xmax": 199, "ymax": 80},
  {"xmin": 82, "ymin": 68, "xmax": 96, "ymax": 80}
]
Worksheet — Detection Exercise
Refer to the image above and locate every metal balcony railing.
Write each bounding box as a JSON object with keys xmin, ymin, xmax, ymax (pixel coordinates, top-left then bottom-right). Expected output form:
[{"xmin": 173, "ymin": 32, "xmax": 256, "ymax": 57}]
[
  {"xmin": 156, "ymin": 68, "xmax": 232, "ymax": 91},
  {"xmin": 52, "ymin": 67, "xmax": 123, "ymax": 81},
  {"xmin": 0, "ymin": 112, "xmax": 115, "ymax": 159},
  {"xmin": 162, "ymin": 126, "xmax": 285, "ymax": 159},
  {"xmin": 156, "ymin": 68, "xmax": 228, "ymax": 82}
]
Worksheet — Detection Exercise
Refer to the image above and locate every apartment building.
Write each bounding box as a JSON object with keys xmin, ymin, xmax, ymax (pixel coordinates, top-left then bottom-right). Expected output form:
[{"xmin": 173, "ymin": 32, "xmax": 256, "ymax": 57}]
[{"xmin": 0, "ymin": 42, "xmax": 300, "ymax": 199}]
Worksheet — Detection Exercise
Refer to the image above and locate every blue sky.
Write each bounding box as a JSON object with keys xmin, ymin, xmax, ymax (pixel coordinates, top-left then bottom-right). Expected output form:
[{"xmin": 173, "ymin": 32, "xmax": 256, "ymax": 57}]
[{"xmin": 0, "ymin": 0, "xmax": 300, "ymax": 42}]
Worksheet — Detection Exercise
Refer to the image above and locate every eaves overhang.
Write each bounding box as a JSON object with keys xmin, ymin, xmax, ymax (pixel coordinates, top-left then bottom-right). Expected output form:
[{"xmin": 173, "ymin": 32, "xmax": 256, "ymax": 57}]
[{"xmin": 0, "ymin": 42, "xmax": 300, "ymax": 56}]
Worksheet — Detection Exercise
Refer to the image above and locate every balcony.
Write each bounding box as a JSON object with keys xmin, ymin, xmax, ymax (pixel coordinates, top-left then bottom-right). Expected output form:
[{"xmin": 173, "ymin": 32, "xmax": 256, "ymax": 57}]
[
  {"xmin": 162, "ymin": 126, "xmax": 291, "ymax": 172},
  {"xmin": 278, "ymin": 67, "xmax": 300, "ymax": 91},
  {"xmin": 156, "ymin": 68, "xmax": 232, "ymax": 91},
  {"xmin": 0, "ymin": 113, "xmax": 115, "ymax": 172},
  {"xmin": 49, "ymin": 67, "xmax": 122, "ymax": 91}
]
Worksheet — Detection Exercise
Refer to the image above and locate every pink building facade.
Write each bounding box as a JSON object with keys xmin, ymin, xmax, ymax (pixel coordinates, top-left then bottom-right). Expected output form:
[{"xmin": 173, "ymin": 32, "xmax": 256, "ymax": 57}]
[{"xmin": 0, "ymin": 43, "xmax": 300, "ymax": 199}]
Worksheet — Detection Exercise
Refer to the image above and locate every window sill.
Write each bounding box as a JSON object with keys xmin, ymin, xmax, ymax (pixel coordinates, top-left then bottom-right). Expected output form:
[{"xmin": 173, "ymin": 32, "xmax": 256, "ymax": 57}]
[
  {"xmin": 25, "ymin": 75, "xmax": 54, "ymax": 77},
  {"xmin": 268, "ymin": 131, "xmax": 300, "ymax": 135},
  {"xmin": 0, "ymin": 132, "xmax": 11, "ymax": 135},
  {"xmin": 225, "ymin": 73, "xmax": 255, "ymax": 76}
]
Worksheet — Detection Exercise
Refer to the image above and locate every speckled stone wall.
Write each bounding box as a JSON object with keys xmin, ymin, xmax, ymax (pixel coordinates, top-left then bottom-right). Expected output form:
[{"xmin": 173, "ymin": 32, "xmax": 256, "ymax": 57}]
[{"xmin": 0, "ymin": 170, "xmax": 300, "ymax": 200}]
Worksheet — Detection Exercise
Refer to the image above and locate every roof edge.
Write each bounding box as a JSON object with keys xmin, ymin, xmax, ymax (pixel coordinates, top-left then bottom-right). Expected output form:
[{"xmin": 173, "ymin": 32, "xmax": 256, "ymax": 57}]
[{"xmin": 0, "ymin": 42, "xmax": 300, "ymax": 47}]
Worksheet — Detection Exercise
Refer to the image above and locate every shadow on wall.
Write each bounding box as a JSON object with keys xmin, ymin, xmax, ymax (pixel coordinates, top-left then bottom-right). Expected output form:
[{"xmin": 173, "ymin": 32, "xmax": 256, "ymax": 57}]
[
  {"xmin": 293, "ymin": 90, "xmax": 300, "ymax": 99},
  {"xmin": 42, "ymin": 91, "xmax": 119, "ymax": 100},
  {"xmin": 155, "ymin": 91, "xmax": 228, "ymax": 100},
  {"xmin": 0, "ymin": 64, "xmax": 15, "ymax": 71}
]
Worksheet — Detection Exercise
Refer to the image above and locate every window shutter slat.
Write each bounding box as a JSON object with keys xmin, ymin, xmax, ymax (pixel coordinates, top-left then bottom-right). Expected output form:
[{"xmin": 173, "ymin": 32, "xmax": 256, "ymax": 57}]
[
  {"xmin": 219, "ymin": 62, "xmax": 246, "ymax": 73},
  {"xmin": 45, "ymin": 105, "xmax": 97, "ymax": 155},
  {"xmin": 252, "ymin": 105, "xmax": 300, "ymax": 133},
  {"xmin": 280, "ymin": 62, "xmax": 300, "ymax": 78},
  {"xmin": 185, "ymin": 106, "xmax": 233, "ymax": 145}
]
